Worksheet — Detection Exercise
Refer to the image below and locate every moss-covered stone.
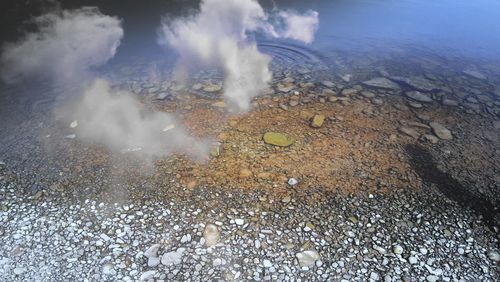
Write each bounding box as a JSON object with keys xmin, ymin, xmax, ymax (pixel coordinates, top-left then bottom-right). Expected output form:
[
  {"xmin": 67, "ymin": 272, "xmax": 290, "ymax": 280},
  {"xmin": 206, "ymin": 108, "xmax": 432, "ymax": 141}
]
[{"xmin": 263, "ymin": 132, "xmax": 294, "ymax": 147}]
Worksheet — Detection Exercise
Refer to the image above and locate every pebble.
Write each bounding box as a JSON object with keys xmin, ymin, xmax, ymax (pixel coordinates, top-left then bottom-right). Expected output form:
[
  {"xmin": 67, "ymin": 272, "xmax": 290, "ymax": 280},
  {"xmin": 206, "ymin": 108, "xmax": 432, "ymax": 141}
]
[
  {"xmin": 263, "ymin": 259, "xmax": 273, "ymax": 268},
  {"xmin": 148, "ymin": 257, "xmax": 160, "ymax": 267},
  {"xmin": 426, "ymin": 275, "xmax": 439, "ymax": 282},
  {"xmin": 13, "ymin": 267, "xmax": 26, "ymax": 275},
  {"xmin": 487, "ymin": 251, "xmax": 500, "ymax": 262},
  {"xmin": 296, "ymin": 250, "xmax": 320, "ymax": 267},
  {"xmin": 203, "ymin": 224, "xmax": 220, "ymax": 247},
  {"xmin": 140, "ymin": 271, "xmax": 156, "ymax": 281},
  {"xmin": 70, "ymin": 120, "xmax": 78, "ymax": 128},
  {"xmin": 392, "ymin": 245, "xmax": 404, "ymax": 255},
  {"xmin": 288, "ymin": 178, "xmax": 299, "ymax": 186},
  {"xmin": 161, "ymin": 248, "xmax": 184, "ymax": 266},
  {"xmin": 144, "ymin": 244, "xmax": 161, "ymax": 258}
]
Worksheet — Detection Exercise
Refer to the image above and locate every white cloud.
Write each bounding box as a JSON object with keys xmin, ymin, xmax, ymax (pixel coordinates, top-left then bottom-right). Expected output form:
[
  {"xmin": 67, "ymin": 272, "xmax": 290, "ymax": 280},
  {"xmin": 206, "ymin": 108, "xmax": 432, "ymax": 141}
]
[
  {"xmin": 0, "ymin": 7, "xmax": 123, "ymax": 84},
  {"xmin": 71, "ymin": 79, "xmax": 210, "ymax": 159},
  {"xmin": 277, "ymin": 10, "xmax": 319, "ymax": 44},
  {"xmin": 1, "ymin": 7, "xmax": 210, "ymax": 161},
  {"xmin": 159, "ymin": 0, "xmax": 319, "ymax": 112}
]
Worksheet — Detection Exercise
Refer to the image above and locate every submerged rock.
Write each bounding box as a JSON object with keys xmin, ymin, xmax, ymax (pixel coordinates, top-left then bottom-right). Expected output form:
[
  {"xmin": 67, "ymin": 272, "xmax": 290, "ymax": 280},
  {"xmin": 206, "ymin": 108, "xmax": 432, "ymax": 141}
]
[
  {"xmin": 263, "ymin": 132, "xmax": 294, "ymax": 147},
  {"xmin": 321, "ymin": 81, "xmax": 336, "ymax": 88},
  {"xmin": 463, "ymin": 69, "xmax": 486, "ymax": 80},
  {"xmin": 398, "ymin": 127, "xmax": 420, "ymax": 139},
  {"xmin": 311, "ymin": 114, "xmax": 325, "ymax": 128},
  {"xmin": 239, "ymin": 168, "xmax": 252, "ymax": 178},
  {"xmin": 429, "ymin": 122, "xmax": 452, "ymax": 140},
  {"xmin": 405, "ymin": 91, "xmax": 433, "ymax": 103},
  {"xmin": 392, "ymin": 76, "xmax": 440, "ymax": 92},
  {"xmin": 203, "ymin": 83, "xmax": 222, "ymax": 92},
  {"xmin": 362, "ymin": 77, "xmax": 400, "ymax": 91}
]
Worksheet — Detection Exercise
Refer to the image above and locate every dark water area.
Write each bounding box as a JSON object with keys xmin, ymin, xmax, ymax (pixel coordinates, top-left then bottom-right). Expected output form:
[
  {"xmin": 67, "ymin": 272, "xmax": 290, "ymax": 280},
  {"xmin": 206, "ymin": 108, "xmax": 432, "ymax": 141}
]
[{"xmin": 2, "ymin": 0, "xmax": 500, "ymax": 63}]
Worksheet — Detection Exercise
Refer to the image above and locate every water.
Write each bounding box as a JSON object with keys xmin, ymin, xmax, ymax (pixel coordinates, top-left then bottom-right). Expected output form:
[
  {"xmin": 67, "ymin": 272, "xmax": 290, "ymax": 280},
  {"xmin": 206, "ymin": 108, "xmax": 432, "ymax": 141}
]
[{"xmin": 1, "ymin": 0, "xmax": 499, "ymax": 172}]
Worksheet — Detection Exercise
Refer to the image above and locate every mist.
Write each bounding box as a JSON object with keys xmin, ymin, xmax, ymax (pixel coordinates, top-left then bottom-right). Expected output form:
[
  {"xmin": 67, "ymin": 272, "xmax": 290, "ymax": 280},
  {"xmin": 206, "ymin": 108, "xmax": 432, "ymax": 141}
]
[
  {"xmin": 0, "ymin": 7, "xmax": 123, "ymax": 85},
  {"xmin": 0, "ymin": 6, "xmax": 210, "ymax": 160},
  {"xmin": 158, "ymin": 0, "xmax": 319, "ymax": 112},
  {"xmin": 71, "ymin": 79, "xmax": 210, "ymax": 159}
]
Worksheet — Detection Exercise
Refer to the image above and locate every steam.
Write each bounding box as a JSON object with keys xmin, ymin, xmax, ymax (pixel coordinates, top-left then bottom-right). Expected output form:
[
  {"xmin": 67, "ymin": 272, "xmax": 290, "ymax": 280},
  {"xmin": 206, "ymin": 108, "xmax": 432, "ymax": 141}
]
[
  {"xmin": 159, "ymin": 0, "xmax": 319, "ymax": 112},
  {"xmin": 277, "ymin": 10, "xmax": 319, "ymax": 44},
  {"xmin": 0, "ymin": 7, "xmax": 210, "ymax": 160},
  {"xmin": 73, "ymin": 79, "xmax": 210, "ymax": 159},
  {"xmin": 0, "ymin": 7, "xmax": 123, "ymax": 84}
]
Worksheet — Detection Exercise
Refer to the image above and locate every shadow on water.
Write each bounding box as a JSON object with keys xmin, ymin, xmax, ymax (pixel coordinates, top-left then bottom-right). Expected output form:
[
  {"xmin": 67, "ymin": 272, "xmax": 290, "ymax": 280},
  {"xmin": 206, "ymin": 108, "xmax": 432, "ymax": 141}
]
[{"xmin": 404, "ymin": 144, "xmax": 499, "ymax": 231}]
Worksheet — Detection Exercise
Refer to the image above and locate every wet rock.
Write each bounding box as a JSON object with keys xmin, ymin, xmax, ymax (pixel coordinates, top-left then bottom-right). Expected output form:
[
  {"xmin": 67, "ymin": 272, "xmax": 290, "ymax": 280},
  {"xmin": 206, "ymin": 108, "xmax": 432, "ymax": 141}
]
[
  {"xmin": 203, "ymin": 224, "xmax": 220, "ymax": 247},
  {"xmin": 408, "ymin": 101, "xmax": 423, "ymax": 109},
  {"xmin": 423, "ymin": 134, "xmax": 440, "ymax": 144},
  {"xmin": 405, "ymin": 91, "xmax": 433, "ymax": 103},
  {"xmin": 372, "ymin": 98, "xmax": 384, "ymax": 105},
  {"xmin": 257, "ymin": 172, "xmax": 271, "ymax": 179},
  {"xmin": 328, "ymin": 96, "xmax": 338, "ymax": 103},
  {"xmin": 311, "ymin": 114, "xmax": 325, "ymax": 128},
  {"xmin": 361, "ymin": 91, "xmax": 376, "ymax": 98},
  {"xmin": 493, "ymin": 121, "xmax": 500, "ymax": 130},
  {"xmin": 392, "ymin": 76, "xmax": 440, "ymax": 92},
  {"xmin": 155, "ymin": 92, "xmax": 171, "ymax": 100},
  {"xmin": 398, "ymin": 127, "xmax": 420, "ymax": 139},
  {"xmin": 493, "ymin": 88, "xmax": 500, "ymax": 98},
  {"xmin": 362, "ymin": 77, "xmax": 400, "ymax": 91},
  {"xmin": 322, "ymin": 89, "xmax": 336, "ymax": 96},
  {"xmin": 321, "ymin": 81, "xmax": 336, "ymax": 88},
  {"xmin": 192, "ymin": 83, "xmax": 203, "ymax": 90},
  {"xmin": 341, "ymin": 88, "xmax": 358, "ymax": 96},
  {"xmin": 341, "ymin": 74, "xmax": 352, "ymax": 82},
  {"xmin": 239, "ymin": 168, "xmax": 252, "ymax": 178},
  {"xmin": 296, "ymin": 250, "xmax": 320, "ymax": 267},
  {"xmin": 463, "ymin": 69, "xmax": 486, "ymax": 80},
  {"xmin": 429, "ymin": 122, "xmax": 452, "ymax": 140},
  {"xmin": 203, "ymin": 83, "xmax": 222, "ymax": 92},
  {"xmin": 277, "ymin": 84, "xmax": 295, "ymax": 93},
  {"xmin": 263, "ymin": 132, "xmax": 294, "ymax": 147},
  {"xmin": 442, "ymin": 97, "xmax": 459, "ymax": 106},
  {"xmin": 212, "ymin": 101, "xmax": 226, "ymax": 108}
]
